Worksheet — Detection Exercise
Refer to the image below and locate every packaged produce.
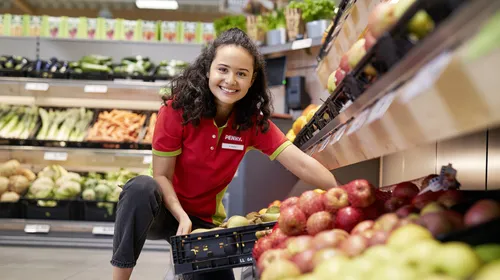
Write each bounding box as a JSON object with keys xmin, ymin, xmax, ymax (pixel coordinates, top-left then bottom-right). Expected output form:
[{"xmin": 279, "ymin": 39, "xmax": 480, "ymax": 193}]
[
  {"xmin": 86, "ymin": 109, "xmax": 146, "ymax": 143},
  {"xmin": 23, "ymin": 15, "xmax": 42, "ymax": 37},
  {"xmin": 113, "ymin": 55, "xmax": 154, "ymax": 78},
  {"xmin": 41, "ymin": 16, "xmax": 63, "ymax": 38},
  {"xmin": 9, "ymin": 14, "xmax": 23, "ymax": 37},
  {"xmin": 100, "ymin": 18, "xmax": 120, "ymax": 40},
  {"xmin": 141, "ymin": 20, "xmax": 157, "ymax": 42},
  {"xmin": 160, "ymin": 21, "xmax": 180, "ymax": 43},
  {"xmin": 65, "ymin": 17, "xmax": 81, "ymax": 39},
  {"xmin": 155, "ymin": 59, "xmax": 188, "ymax": 78},
  {"xmin": 199, "ymin": 22, "xmax": 215, "ymax": 43},
  {"xmin": 142, "ymin": 112, "xmax": 157, "ymax": 144},
  {"xmin": 36, "ymin": 107, "xmax": 94, "ymax": 142},
  {"xmin": 121, "ymin": 19, "xmax": 138, "ymax": 41},
  {"xmin": 86, "ymin": 18, "xmax": 99, "ymax": 39},
  {"xmin": 0, "ymin": 105, "xmax": 39, "ymax": 140},
  {"xmin": 181, "ymin": 22, "xmax": 198, "ymax": 43}
]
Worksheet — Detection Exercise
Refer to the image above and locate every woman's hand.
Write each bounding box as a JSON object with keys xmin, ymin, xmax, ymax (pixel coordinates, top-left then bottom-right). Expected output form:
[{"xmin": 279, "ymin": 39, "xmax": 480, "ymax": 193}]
[{"xmin": 176, "ymin": 214, "xmax": 192, "ymax": 235}]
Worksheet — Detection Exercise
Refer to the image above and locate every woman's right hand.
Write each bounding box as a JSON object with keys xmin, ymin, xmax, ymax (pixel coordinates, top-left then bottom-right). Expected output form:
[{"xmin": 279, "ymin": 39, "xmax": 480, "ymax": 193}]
[{"xmin": 176, "ymin": 214, "xmax": 192, "ymax": 235}]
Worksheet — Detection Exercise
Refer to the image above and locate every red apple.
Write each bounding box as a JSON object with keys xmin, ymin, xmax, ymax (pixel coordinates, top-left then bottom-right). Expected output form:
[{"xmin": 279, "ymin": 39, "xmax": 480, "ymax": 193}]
[
  {"xmin": 362, "ymin": 200, "xmax": 385, "ymax": 220},
  {"xmin": 312, "ymin": 229, "xmax": 348, "ymax": 250},
  {"xmin": 351, "ymin": 220, "xmax": 375, "ymax": 235},
  {"xmin": 368, "ymin": 230, "xmax": 389, "ymax": 246},
  {"xmin": 279, "ymin": 206, "xmax": 307, "ymax": 236},
  {"xmin": 257, "ymin": 249, "xmax": 291, "ymax": 272},
  {"xmin": 286, "ymin": 235, "xmax": 314, "ymax": 256},
  {"xmin": 269, "ymin": 228, "xmax": 288, "ymax": 249},
  {"xmin": 339, "ymin": 53, "xmax": 350, "ymax": 72},
  {"xmin": 395, "ymin": 205, "xmax": 418, "ymax": 218},
  {"xmin": 384, "ymin": 197, "xmax": 407, "ymax": 213},
  {"xmin": 336, "ymin": 206, "xmax": 365, "ymax": 233},
  {"xmin": 412, "ymin": 191, "xmax": 442, "ymax": 209},
  {"xmin": 340, "ymin": 234, "xmax": 369, "ymax": 257},
  {"xmin": 373, "ymin": 213, "xmax": 400, "ymax": 232},
  {"xmin": 392, "ymin": 181, "xmax": 420, "ymax": 201},
  {"xmin": 323, "ymin": 187, "xmax": 349, "ymax": 213},
  {"xmin": 417, "ymin": 212, "xmax": 454, "ymax": 237},
  {"xmin": 253, "ymin": 236, "xmax": 274, "ymax": 261},
  {"xmin": 298, "ymin": 190, "xmax": 325, "ymax": 217},
  {"xmin": 345, "ymin": 179, "xmax": 376, "ymax": 208},
  {"xmin": 438, "ymin": 190, "xmax": 463, "ymax": 208},
  {"xmin": 291, "ymin": 249, "xmax": 315, "ymax": 273},
  {"xmin": 375, "ymin": 189, "xmax": 392, "ymax": 202},
  {"xmin": 464, "ymin": 199, "xmax": 500, "ymax": 227},
  {"xmin": 306, "ymin": 211, "xmax": 335, "ymax": 236},
  {"xmin": 327, "ymin": 69, "xmax": 347, "ymax": 94},
  {"xmin": 443, "ymin": 210, "xmax": 464, "ymax": 230},
  {"xmin": 312, "ymin": 248, "xmax": 346, "ymax": 267},
  {"xmin": 364, "ymin": 30, "xmax": 377, "ymax": 51},
  {"xmin": 281, "ymin": 197, "xmax": 299, "ymax": 210}
]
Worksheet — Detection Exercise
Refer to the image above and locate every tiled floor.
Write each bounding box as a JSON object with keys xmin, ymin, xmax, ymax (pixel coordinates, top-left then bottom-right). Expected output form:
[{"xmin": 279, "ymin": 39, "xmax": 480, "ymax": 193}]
[{"xmin": 0, "ymin": 246, "xmax": 243, "ymax": 280}]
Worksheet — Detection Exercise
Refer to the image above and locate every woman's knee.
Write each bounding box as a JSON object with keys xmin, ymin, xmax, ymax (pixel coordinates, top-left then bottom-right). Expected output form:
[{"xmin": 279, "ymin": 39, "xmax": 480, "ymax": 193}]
[{"xmin": 121, "ymin": 175, "xmax": 160, "ymax": 204}]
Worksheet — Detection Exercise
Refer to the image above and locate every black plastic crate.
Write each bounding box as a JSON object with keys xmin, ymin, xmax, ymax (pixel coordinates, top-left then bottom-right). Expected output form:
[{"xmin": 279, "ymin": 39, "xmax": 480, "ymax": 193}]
[
  {"xmin": 69, "ymin": 71, "xmax": 113, "ymax": 81},
  {"xmin": 0, "ymin": 68, "xmax": 26, "ymax": 77},
  {"xmin": 82, "ymin": 201, "xmax": 117, "ymax": 222},
  {"xmin": 22, "ymin": 198, "xmax": 80, "ymax": 220},
  {"xmin": 0, "ymin": 201, "xmax": 24, "ymax": 219},
  {"xmin": 171, "ymin": 222, "xmax": 275, "ymax": 275},
  {"xmin": 26, "ymin": 71, "xmax": 68, "ymax": 80}
]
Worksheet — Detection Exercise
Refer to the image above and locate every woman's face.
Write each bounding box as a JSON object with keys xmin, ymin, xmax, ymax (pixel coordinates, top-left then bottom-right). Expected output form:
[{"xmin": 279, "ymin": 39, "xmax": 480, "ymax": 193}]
[{"xmin": 208, "ymin": 45, "xmax": 255, "ymax": 108}]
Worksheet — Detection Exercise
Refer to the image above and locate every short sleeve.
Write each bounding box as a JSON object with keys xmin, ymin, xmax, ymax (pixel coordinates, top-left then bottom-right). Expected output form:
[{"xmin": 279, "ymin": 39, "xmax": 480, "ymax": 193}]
[
  {"xmin": 152, "ymin": 101, "xmax": 183, "ymax": 157},
  {"xmin": 251, "ymin": 120, "xmax": 292, "ymax": 160}
]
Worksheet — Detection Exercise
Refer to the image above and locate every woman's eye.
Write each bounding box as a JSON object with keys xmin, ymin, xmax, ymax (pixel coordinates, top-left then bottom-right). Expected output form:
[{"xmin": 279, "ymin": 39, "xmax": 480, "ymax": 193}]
[
  {"xmin": 218, "ymin": 68, "xmax": 227, "ymax": 73},
  {"xmin": 237, "ymin": 72, "xmax": 247, "ymax": 77}
]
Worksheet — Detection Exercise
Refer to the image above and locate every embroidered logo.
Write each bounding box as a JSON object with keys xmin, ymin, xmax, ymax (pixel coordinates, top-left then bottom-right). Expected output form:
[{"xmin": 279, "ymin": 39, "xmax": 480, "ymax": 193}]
[{"xmin": 224, "ymin": 135, "xmax": 243, "ymax": 142}]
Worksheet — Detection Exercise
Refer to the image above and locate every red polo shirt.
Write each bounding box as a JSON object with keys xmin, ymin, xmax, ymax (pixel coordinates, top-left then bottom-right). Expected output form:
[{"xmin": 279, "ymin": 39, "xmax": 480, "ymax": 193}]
[{"xmin": 151, "ymin": 100, "xmax": 291, "ymax": 225}]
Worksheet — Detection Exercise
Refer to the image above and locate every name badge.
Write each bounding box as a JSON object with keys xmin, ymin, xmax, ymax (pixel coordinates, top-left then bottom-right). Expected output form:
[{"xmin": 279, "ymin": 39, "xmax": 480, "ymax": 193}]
[{"xmin": 222, "ymin": 143, "xmax": 244, "ymax": 151}]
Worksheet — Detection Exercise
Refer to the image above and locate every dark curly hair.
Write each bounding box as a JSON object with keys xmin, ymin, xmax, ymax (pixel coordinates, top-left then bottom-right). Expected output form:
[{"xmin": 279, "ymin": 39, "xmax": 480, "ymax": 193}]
[{"xmin": 163, "ymin": 28, "xmax": 272, "ymax": 133}]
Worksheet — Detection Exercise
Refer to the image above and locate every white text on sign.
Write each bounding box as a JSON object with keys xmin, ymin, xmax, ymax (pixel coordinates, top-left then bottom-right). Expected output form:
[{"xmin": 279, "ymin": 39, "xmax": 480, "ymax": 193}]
[{"xmin": 44, "ymin": 152, "xmax": 68, "ymax": 161}]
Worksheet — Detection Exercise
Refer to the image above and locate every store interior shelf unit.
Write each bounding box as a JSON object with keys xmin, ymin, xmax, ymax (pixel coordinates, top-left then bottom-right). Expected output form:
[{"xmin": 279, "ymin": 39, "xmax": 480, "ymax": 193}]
[{"xmin": 298, "ymin": 0, "xmax": 500, "ymax": 170}]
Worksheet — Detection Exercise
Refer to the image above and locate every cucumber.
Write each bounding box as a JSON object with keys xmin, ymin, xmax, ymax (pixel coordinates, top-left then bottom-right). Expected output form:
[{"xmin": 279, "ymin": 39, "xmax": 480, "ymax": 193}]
[{"xmin": 81, "ymin": 62, "xmax": 111, "ymax": 73}]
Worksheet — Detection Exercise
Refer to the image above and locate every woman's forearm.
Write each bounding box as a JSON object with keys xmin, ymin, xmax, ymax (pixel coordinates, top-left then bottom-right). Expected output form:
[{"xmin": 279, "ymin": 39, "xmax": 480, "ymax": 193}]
[
  {"xmin": 298, "ymin": 156, "xmax": 338, "ymax": 190},
  {"xmin": 154, "ymin": 176, "xmax": 188, "ymax": 221}
]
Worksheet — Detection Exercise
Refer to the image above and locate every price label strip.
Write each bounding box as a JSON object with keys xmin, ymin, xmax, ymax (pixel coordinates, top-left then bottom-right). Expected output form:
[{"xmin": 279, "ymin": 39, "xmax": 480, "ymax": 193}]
[
  {"xmin": 143, "ymin": 155, "xmax": 152, "ymax": 165},
  {"xmin": 84, "ymin": 85, "xmax": 108, "ymax": 93},
  {"xmin": 25, "ymin": 83, "xmax": 49, "ymax": 91},
  {"xmin": 401, "ymin": 51, "xmax": 453, "ymax": 103},
  {"xmin": 366, "ymin": 91, "xmax": 397, "ymax": 124},
  {"xmin": 346, "ymin": 109, "xmax": 370, "ymax": 136},
  {"xmin": 92, "ymin": 226, "xmax": 115, "ymax": 236},
  {"xmin": 24, "ymin": 224, "xmax": 50, "ymax": 234},
  {"xmin": 291, "ymin": 38, "xmax": 313, "ymax": 50},
  {"xmin": 44, "ymin": 152, "xmax": 68, "ymax": 161}
]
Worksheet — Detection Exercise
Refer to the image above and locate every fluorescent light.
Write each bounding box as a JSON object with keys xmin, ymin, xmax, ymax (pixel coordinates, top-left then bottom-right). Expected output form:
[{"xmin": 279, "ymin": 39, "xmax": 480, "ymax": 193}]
[{"xmin": 136, "ymin": 0, "xmax": 179, "ymax": 10}]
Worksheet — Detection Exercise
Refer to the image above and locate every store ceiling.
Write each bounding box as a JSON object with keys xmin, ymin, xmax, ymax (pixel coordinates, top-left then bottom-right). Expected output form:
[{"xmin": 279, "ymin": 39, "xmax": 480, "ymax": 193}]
[{"xmin": 2, "ymin": 0, "xmax": 224, "ymax": 13}]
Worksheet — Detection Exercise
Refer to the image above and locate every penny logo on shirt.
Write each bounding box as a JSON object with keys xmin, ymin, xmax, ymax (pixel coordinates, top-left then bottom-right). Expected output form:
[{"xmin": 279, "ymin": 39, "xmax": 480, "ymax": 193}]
[{"xmin": 224, "ymin": 135, "xmax": 243, "ymax": 142}]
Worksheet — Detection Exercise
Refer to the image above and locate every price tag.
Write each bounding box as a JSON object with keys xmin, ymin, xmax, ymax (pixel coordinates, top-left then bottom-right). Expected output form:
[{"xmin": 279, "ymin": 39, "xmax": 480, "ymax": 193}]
[
  {"xmin": 84, "ymin": 85, "xmax": 108, "ymax": 93},
  {"xmin": 24, "ymin": 224, "xmax": 50, "ymax": 234},
  {"xmin": 347, "ymin": 109, "xmax": 370, "ymax": 135},
  {"xmin": 143, "ymin": 155, "xmax": 152, "ymax": 164},
  {"xmin": 92, "ymin": 226, "xmax": 115, "ymax": 236},
  {"xmin": 291, "ymin": 38, "xmax": 313, "ymax": 50},
  {"xmin": 401, "ymin": 52, "xmax": 452, "ymax": 103},
  {"xmin": 239, "ymin": 256, "xmax": 253, "ymax": 264},
  {"xmin": 366, "ymin": 92, "xmax": 397, "ymax": 124},
  {"xmin": 44, "ymin": 152, "xmax": 68, "ymax": 161},
  {"xmin": 331, "ymin": 125, "xmax": 347, "ymax": 145},
  {"xmin": 25, "ymin": 82, "xmax": 49, "ymax": 91}
]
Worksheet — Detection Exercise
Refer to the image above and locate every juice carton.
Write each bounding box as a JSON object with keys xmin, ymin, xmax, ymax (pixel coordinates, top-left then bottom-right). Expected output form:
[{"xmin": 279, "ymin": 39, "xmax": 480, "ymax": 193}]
[
  {"xmin": 66, "ymin": 17, "xmax": 81, "ymax": 39},
  {"xmin": 87, "ymin": 18, "xmax": 99, "ymax": 39},
  {"xmin": 121, "ymin": 19, "xmax": 139, "ymax": 41},
  {"xmin": 198, "ymin": 22, "xmax": 215, "ymax": 44},
  {"xmin": 181, "ymin": 22, "xmax": 198, "ymax": 44},
  {"xmin": 160, "ymin": 21, "xmax": 179, "ymax": 43},
  {"xmin": 100, "ymin": 18, "xmax": 120, "ymax": 40},
  {"xmin": 141, "ymin": 20, "xmax": 158, "ymax": 42},
  {"xmin": 41, "ymin": 16, "xmax": 63, "ymax": 38},
  {"xmin": 0, "ymin": 14, "xmax": 6, "ymax": 36},
  {"xmin": 23, "ymin": 15, "xmax": 42, "ymax": 36},
  {"xmin": 10, "ymin": 14, "xmax": 24, "ymax": 36}
]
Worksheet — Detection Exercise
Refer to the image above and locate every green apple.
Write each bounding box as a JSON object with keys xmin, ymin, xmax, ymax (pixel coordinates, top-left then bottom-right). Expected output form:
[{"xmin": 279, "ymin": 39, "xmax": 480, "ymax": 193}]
[
  {"xmin": 313, "ymin": 255, "xmax": 350, "ymax": 279},
  {"xmin": 475, "ymin": 244, "xmax": 500, "ymax": 263},
  {"xmin": 363, "ymin": 245, "xmax": 397, "ymax": 264},
  {"xmin": 349, "ymin": 256, "xmax": 377, "ymax": 278},
  {"xmin": 409, "ymin": 10, "xmax": 435, "ymax": 39},
  {"xmin": 431, "ymin": 242, "xmax": 482, "ymax": 279},
  {"xmin": 387, "ymin": 224, "xmax": 433, "ymax": 250},
  {"xmin": 294, "ymin": 273, "xmax": 318, "ymax": 280},
  {"xmin": 261, "ymin": 259, "xmax": 301, "ymax": 280},
  {"xmin": 368, "ymin": 263, "xmax": 418, "ymax": 280},
  {"xmin": 401, "ymin": 239, "xmax": 441, "ymax": 274},
  {"xmin": 421, "ymin": 202, "xmax": 446, "ymax": 215},
  {"xmin": 425, "ymin": 275, "xmax": 459, "ymax": 280},
  {"xmin": 475, "ymin": 260, "xmax": 500, "ymax": 280}
]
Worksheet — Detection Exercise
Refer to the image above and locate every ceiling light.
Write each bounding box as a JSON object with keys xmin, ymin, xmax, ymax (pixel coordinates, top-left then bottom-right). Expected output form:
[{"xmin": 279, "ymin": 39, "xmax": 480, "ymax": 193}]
[{"xmin": 135, "ymin": 0, "xmax": 179, "ymax": 10}]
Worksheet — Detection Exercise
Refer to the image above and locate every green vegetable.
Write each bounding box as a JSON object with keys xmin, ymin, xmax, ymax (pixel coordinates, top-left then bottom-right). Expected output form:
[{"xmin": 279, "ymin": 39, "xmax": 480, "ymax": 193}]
[
  {"xmin": 94, "ymin": 184, "xmax": 111, "ymax": 201},
  {"xmin": 262, "ymin": 9, "xmax": 287, "ymax": 31},
  {"xmin": 80, "ymin": 55, "xmax": 112, "ymax": 65},
  {"xmin": 81, "ymin": 62, "xmax": 112, "ymax": 73},
  {"xmin": 37, "ymin": 165, "xmax": 68, "ymax": 182},
  {"xmin": 107, "ymin": 186, "xmax": 122, "ymax": 202},
  {"xmin": 54, "ymin": 181, "xmax": 81, "ymax": 200},
  {"xmin": 288, "ymin": 0, "xmax": 337, "ymax": 23},
  {"xmin": 214, "ymin": 15, "xmax": 247, "ymax": 37},
  {"xmin": 36, "ymin": 108, "xmax": 93, "ymax": 142},
  {"xmin": 82, "ymin": 189, "xmax": 96, "ymax": 201},
  {"xmin": 0, "ymin": 105, "xmax": 39, "ymax": 139}
]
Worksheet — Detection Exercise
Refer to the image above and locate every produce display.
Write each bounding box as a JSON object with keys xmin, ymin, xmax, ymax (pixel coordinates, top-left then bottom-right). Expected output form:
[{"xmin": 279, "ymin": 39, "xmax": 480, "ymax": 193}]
[
  {"xmin": 71, "ymin": 55, "xmax": 113, "ymax": 76},
  {"xmin": 142, "ymin": 112, "xmax": 157, "ymax": 144},
  {"xmin": 252, "ymin": 175, "xmax": 500, "ymax": 280},
  {"xmin": 86, "ymin": 109, "xmax": 147, "ymax": 143},
  {"xmin": 0, "ymin": 55, "xmax": 29, "ymax": 72},
  {"xmin": 112, "ymin": 56, "xmax": 154, "ymax": 78},
  {"xmin": 286, "ymin": 104, "xmax": 320, "ymax": 142},
  {"xmin": 155, "ymin": 60, "xmax": 189, "ymax": 79},
  {"xmin": 36, "ymin": 107, "xmax": 94, "ymax": 142},
  {"xmin": 0, "ymin": 160, "xmax": 36, "ymax": 202},
  {"xmin": 0, "ymin": 105, "xmax": 39, "ymax": 139}
]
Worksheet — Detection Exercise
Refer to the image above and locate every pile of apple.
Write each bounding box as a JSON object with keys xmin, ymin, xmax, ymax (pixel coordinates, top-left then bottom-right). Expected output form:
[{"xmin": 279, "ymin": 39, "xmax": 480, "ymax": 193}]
[
  {"xmin": 327, "ymin": 0, "xmax": 435, "ymax": 94},
  {"xmin": 257, "ymin": 223, "xmax": 500, "ymax": 280}
]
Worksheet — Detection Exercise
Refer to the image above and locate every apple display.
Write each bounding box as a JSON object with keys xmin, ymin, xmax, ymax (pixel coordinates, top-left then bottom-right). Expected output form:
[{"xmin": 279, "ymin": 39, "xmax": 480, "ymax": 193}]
[
  {"xmin": 392, "ymin": 181, "xmax": 420, "ymax": 201},
  {"xmin": 281, "ymin": 197, "xmax": 299, "ymax": 210},
  {"xmin": 336, "ymin": 206, "xmax": 365, "ymax": 233},
  {"xmin": 279, "ymin": 206, "xmax": 307, "ymax": 236},
  {"xmin": 298, "ymin": 190, "xmax": 325, "ymax": 217},
  {"xmin": 340, "ymin": 234, "xmax": 369, "ymax": 257},
  {"xmin": 430, "ymin": 242, "xmax": 482, "ymax": 279},
  {"xmin": 373, "ymin": 213, "xmax": 400, "ymax": 232},
  {"xmin": 260, "ymin": 259, "xmax": 301, "ymax": 280},
  {"xmin": 312, "ymin": 229, "xmax": 348, "ymax": 250},
  {"xmin": 345, "ymin": 179, "xmax": 376, "ymax": 208},
  {"xmin": 306, "ymin": 211, "xmax": 335, "ymax": 236},
  {"xmin": 323, "ymin": 187, "xmax": 349, "ymax": 212},
  {"xmin": 351, "ymin": 220, "xmax": 375, "ymax": 235},
  {"xmin": 291, "ymin": 249, "xmax": 316, "ymax": 273},
  {"xmin": 286, "ymin": 235, "xmax": 314, "ymax": 256},
  {"xmin": 387, "ymin": 224, "xmax": 433, "ymax": 250},
  {"xmin": 312, "ymin": 248, "xmax": 346, "ymax": 267},
  {"xmin": 464, "ymin": 199, "xmax": 500, "ymax": 227}
]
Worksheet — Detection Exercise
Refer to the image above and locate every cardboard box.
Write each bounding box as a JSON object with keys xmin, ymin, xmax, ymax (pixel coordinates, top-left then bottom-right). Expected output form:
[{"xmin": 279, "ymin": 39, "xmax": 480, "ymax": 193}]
[
  {"xmin": 160, "ymin": 21, "xmax": 180, "ymax": 43},
  {"xmin": 181, "ymin": 22, "xmax": 198, "ymax": 44}
]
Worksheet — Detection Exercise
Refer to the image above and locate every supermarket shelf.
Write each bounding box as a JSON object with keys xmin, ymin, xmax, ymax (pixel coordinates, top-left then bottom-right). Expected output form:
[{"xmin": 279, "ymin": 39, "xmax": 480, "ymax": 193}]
[
  {"xmin": 0, "ymin": 145, "xmax": 151, "ymax": 155},
  {"xmin": 0, "ymin": 219, "xmax": 169, "ymax": 251},
  {"xmin": 304, "ymin": 0, "xmax": 500, "ymax": 170},
  {"xmin": 259, "ymin": 37, "xmax": 323, "ymax": 55}
]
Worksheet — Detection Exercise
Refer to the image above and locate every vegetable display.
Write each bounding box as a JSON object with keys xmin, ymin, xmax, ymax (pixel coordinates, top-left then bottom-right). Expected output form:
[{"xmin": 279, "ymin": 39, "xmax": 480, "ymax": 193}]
[
  {"xmin": 36, "ymin": 107, "xmax": 94, "ymax": 142},
  {"xmin": 214, "ymin": 15, "xmax": 247, "ymax": 37},
  {"xmin": 113, "ymin": 55, "xmax": 154, "ymax": 77},
  {"xmin": 288, "ymin": 0, "xmax": 338, "ymax": 23},
  {"xmin": 0, "ymin": 55, "xmax": 30, "ymax": 72},
  {"xmin": 0, "ymin": 160, "xmax": 36, "ymax": 202},
  {"xmin": 142, "ymin": 112, "xmax": 157, "ymax": 144},
  {"xmin": 86, "ymin": 109, "xmax": 146, "ymax": 143},
  {"xmin": 262, "ymin": 10, "xmax": 287, "ymax": 31},
  {"xmin": 156, "ymin": 59, "xmax": 189, "ymax": 78},
  {"xmin": 0, "ymin": 105, "xmax": 39, "ymax": 139}
]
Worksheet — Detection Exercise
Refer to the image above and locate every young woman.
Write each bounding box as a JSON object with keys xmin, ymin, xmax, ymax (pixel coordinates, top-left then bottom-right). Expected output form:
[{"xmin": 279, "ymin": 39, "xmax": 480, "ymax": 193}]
[{"xmin": 111, "ymin": 28, "xmax": 338, "ymax": 280}]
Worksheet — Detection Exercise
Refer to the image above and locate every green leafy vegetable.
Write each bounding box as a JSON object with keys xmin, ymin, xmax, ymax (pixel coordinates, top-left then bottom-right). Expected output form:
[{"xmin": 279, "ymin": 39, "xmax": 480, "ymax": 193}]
[
  {"xmin": 289, "ymin": 0, "xmax": 337, "ymax": 23},
  {"xmin": 214, "ymin": 15, "xmax": 247, "ymax": 37}
]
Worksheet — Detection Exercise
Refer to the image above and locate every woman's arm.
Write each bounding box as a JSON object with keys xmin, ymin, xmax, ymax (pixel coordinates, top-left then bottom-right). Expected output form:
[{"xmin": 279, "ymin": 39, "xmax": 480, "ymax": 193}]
[
  {"xmin": 276, "ymin": 144, "xmax": 338, "ymax": 190},
  {"xmin": 152, "ymin": 155, "xmax": 191, "ymax": 235}
]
